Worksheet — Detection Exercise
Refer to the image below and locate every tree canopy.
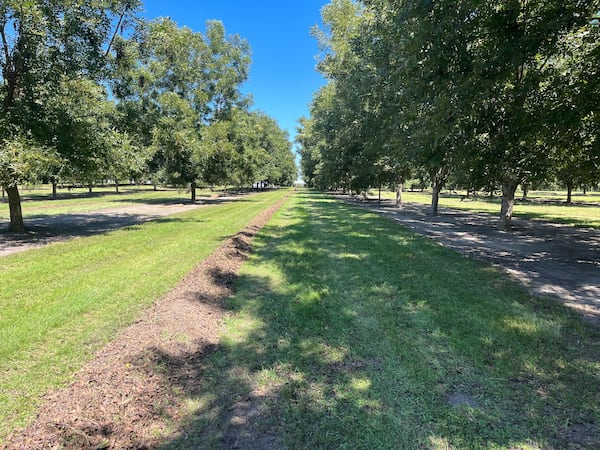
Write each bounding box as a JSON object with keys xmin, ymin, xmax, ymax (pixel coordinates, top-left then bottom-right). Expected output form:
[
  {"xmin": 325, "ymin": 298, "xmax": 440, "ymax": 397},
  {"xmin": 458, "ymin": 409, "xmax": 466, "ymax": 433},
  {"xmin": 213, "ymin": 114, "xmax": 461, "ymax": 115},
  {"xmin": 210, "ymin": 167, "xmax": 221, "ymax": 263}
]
[
  {"xmin": 300, "ymin": 0, "xmax": 599, "ymax": 230},
  {"xmin": 1, "ymin": 4, "xmax": 296, "ymax": 231}
]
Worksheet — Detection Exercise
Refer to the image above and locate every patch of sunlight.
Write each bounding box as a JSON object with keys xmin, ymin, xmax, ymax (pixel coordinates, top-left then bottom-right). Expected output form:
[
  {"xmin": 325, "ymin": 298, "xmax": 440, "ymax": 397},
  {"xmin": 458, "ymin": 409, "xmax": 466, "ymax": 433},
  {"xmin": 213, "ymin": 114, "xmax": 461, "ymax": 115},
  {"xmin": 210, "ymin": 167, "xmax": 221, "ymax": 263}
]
[
  {"xmin": 480, "ymin": 335, "xmax": 494, "ymax": 347},
  {"xmin": 429, "ymin": 436, "xmax": 452, "ymax": 449},
  {"xmin": 303, "ymin": 380, "xmax": 337, "ymax": 411},
  {"xmin": 404, "ymin": 300, "xmax": 435, "ymax": 327},
  {"xmin": 257, "ymin": 367, "xmax": 282, "ymax": 383},
  {"xmin": 298, "ymin": 286, "xmax": 330, "ymax": 305},
  {"xmin": 348, "ymin": 231, "xmax": 374, "ymax": 239},
  {"xmin": 240, "ymin": 256, "xmax": 288, "ymax": 288},
  {"xmin": 370, "ymin": 283, "xmax": 398, "ymax": 297},
  {"xmin": 502, "ymin": 315, "xmax": 561, "ymax": 341},
  {"xmin": 342, "ymin": 307, "xmax": 358, "ymax": 318},
  {"xmin": 350, "ymin": 376, "xmax": 372, "ymax": 392},
  {"xmin": 506, "ymin": 441, "xmax": 543, "ymax": 450},
  {"xmin": 337, "ymin": 252, "xmax": 364, "ymax": 260},
  {"xmin": 222, "ymin": 313, "xmax": 264, "ymax": 346},
  {"xmin": 298, "ymin": 340, "xmax": 348, "ymax": 364},
  {"xmin": 255, "ymin": 368, "xmax": 287, "ymax": 392},
  {"xmin": 185, "ymin": 394, "xmax": 216, "ymax": 416}
]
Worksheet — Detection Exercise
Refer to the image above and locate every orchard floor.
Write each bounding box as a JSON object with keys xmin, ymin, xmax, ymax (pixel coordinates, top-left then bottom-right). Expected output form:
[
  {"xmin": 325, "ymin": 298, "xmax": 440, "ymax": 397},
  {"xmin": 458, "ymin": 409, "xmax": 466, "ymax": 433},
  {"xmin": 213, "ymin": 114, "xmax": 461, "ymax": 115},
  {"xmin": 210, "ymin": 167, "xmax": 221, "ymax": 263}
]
[
  {"xmin": 1, "ymin": 192, "xmax": 599, "ymax": 447},
  {"xmin": 0, "ymin": 195, "xmax": 242, "ymax": 257},
  {"xmin": 343, "ymin": 196, "xmax": 600, "ymax": 325},
  {"xmin": 4, "ymin": 194, "xmax": 288, "ymax": 449}
]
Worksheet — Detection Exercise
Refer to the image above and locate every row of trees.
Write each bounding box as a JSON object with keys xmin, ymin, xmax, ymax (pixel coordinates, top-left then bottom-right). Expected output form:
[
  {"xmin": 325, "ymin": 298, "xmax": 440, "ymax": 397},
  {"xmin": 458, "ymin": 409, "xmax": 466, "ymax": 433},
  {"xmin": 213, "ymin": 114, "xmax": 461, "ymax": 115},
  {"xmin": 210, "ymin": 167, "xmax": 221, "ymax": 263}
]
[
  {"xmin": 298, "ymin": 0, "xmax": 599, "ymax": 230},
  {"xmin": 1, "ymin": 1, "xmax": 296, "ymax": 232}
]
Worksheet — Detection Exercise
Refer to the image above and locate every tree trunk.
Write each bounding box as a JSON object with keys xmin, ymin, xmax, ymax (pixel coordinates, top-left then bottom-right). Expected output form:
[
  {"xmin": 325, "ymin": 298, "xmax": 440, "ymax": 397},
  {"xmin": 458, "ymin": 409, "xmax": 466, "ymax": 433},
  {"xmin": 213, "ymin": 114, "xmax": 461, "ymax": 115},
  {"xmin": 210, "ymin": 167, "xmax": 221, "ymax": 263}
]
[
  {"xmin": 521, "ymin": 183, "xmax": 529, "ymax": 201},
  {"xmin": 431, "ymin": 179, "xmax": 442, "ymax": 216},
  {"xmin": 6, "ymin": 185, "xmax": 24, "ymax": 232},
  {"xmin": 395, "ymin": 181, "xmax": 404, "ymax": 208},
  {"xmin": 88, "ymin": 183, "xmax": 93, "ymax": 193},
  {"xmin": 1, "ymin": 186, "xmax": 5, "ymax": 202},
  {"xmin": 115, "ymin": 179, "xmax": 119, "ymax": 194},
  {"xmin": 378, "ymin": 184, "xmax": 381, "ymax": 204},
  {"xmin": 499, "ymin": 180, "xmax": 518, "ymax": 231},
  {"xmin": 190, "ymin": 181, "xmax": 197, "ymax": 203},
  {"xmin": 52, "ymin": 181, "xmax": 57, "ymax": 199},
  {"xmin": 566, "ymin": 181, "xmax": 573, "ymax": 204}
]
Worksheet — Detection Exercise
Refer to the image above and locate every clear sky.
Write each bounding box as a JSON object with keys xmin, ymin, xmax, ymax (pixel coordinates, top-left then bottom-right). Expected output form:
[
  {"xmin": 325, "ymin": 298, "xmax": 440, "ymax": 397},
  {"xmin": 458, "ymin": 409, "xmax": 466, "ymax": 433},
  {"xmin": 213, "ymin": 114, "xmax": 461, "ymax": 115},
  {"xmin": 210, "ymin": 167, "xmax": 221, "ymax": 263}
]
[{"xmin": 141, "ymin": 1, "xmax": 328, "ymax": 147}]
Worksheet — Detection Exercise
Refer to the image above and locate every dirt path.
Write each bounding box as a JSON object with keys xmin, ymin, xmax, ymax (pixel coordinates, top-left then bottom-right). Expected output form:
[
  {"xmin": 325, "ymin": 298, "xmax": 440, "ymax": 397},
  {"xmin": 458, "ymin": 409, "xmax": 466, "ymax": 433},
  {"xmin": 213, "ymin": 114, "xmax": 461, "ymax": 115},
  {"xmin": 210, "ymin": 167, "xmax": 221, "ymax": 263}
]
[
  {"xmin": 344, "ymin": 198, "xmax": 600, "ymax": 325},
  {"xmin": 4, "ymin": 195, "xmax": 288, "ymax": 449},
  {"xmin": 0, "ymin": 196, "xmax": 242, "ymax": 257}
]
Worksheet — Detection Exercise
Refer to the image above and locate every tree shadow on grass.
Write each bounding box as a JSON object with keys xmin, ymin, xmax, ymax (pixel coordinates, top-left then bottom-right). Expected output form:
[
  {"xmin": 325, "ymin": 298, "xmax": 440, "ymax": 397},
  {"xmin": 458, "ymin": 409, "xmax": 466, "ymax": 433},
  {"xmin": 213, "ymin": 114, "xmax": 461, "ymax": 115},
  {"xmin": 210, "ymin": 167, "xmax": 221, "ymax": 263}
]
[
  {"xmin": 111, "ymin": 196, "xmax": 253, "ymax": 206},
  {"xmin": 0, "ymin": 213, "xmax": 206, "ymax": 257},
  {"xmin": 145, "ymin": 193, "xmax": 599, "ymax": 449}
]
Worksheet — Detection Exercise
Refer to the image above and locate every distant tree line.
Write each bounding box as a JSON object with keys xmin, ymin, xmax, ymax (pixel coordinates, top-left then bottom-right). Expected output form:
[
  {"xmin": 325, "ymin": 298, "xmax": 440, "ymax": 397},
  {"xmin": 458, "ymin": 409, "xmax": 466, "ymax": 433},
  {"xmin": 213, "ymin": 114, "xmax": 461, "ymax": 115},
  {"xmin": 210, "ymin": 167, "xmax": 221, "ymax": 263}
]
[
  {"xmin": 298, "ymin": 0, "xmax": 599, "ymax": 230},
  {"xmin": 0, "ymin": 1, "xmax": 297, "ymax": 232}
]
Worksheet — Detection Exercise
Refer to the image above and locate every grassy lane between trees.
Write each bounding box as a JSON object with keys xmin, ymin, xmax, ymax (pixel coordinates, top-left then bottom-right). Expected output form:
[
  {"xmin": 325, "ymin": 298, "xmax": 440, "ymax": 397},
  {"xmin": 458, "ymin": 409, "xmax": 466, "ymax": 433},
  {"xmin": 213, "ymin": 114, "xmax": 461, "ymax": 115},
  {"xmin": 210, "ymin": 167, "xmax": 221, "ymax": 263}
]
[
  {"xmin": 0, "ymin": 185, "xmax": 224, "ymax": 220},
  {"xmin": 374, "ymin": 190, "xmax": 600, "ymax": 229},
  {"xmin": 169, "ymin": 191, "xmax": 600, "ymax": 449},
  {"xmin": 0, "ymin": 189, "xmax": 289, "ymax": 441}
]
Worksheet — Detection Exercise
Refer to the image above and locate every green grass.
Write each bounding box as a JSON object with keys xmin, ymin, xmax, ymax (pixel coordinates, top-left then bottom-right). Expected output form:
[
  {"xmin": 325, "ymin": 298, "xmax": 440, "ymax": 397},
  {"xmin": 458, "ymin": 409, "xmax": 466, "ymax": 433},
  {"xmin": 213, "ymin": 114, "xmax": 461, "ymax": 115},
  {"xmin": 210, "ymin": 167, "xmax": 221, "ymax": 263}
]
[
  {"xmin": 0, "ymin": 189, "xmax": 289, "ymax": 441},
  {"xmin": 163, "ymin": 191, "xmax": 600, "ymax": 449},
  {"xmin": 374, "ymin": 190, "xmax": 600, "ymax": 229},
  {"xmin": 0, "ymin": 185, "xmax": 223, "ymax": 220}
]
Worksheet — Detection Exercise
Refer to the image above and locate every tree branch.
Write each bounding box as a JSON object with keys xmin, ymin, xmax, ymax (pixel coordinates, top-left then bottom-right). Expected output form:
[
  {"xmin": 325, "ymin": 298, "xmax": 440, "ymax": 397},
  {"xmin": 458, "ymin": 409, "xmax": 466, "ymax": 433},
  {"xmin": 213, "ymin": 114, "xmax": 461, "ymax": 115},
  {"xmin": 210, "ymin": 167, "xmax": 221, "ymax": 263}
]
[
  {"xmin": 0, "ymin": 20, "xmax": 12, "ymax": 69},
  {"xmin": 104, "ymin": 11, "xmax": 125, "ymax": 58}
]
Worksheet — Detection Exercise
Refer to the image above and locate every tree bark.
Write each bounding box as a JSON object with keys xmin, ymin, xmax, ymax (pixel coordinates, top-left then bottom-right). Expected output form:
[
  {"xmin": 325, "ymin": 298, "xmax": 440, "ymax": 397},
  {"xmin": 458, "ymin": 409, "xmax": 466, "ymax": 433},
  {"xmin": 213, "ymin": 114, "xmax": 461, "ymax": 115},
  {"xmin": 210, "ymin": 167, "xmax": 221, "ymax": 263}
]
[
  {"xmin": 431, "ymin": 179, "xmax": 442, "ymax": 216},
  {"xmin": 395, "ymin": 181, "xmax": 403, "ymax": 208},
  {"xmin": 6, "ymin": 185, "xmax": 24, "ymax": 232},
  {"xmin": 52, "ymin": 181, "xmax": 57, "ymax": 199},
  {"xmin": 190, "ymin": 181, "xmax": 197, "ymax": 203},
  {"xmin": 566, "ymin": 181, "xmax": 573, "ymax": 204},
  {"xmin": 88, "ymin": 183, "xmax": 93, "ymax": 193},
  {"xmin": 521, "ymin": 183, "xmax": 529, "ymax": 201},
  {"xmin": 114, "ymin": 179, "xmax": 119, "ymax": 194},
  {"xmin": 499, "ymin": 180, "xmax": 518, "ymax": 231}
]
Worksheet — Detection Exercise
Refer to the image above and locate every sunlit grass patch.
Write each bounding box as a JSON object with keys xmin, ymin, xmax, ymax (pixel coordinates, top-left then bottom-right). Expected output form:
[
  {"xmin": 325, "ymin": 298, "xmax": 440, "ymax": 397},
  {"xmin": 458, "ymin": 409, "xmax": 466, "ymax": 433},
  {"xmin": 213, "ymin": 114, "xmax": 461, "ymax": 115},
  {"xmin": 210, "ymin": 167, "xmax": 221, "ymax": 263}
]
[
  {"xmin": 0, "ymin": 189, "xmax": 288, "ymax": 441},
  {"xmin": 175, "ymin": 191, "xmax": 600, "ymax": 449}
]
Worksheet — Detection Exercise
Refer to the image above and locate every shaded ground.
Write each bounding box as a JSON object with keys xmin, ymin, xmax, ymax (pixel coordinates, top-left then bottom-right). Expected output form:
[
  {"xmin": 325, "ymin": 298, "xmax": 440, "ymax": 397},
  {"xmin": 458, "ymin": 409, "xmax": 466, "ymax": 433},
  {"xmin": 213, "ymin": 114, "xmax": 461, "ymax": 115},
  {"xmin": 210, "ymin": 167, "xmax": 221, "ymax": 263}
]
[
  {"xmin": 345, "ymin": 197, "xmax": 600, "ymax": 324},
  {"xmin": 4, "ymin": 195, "xmax": 288, "ymax": 449},
  {"xmin": 0, "ymin": 195, "xmax": 243, "ymax": 257}
]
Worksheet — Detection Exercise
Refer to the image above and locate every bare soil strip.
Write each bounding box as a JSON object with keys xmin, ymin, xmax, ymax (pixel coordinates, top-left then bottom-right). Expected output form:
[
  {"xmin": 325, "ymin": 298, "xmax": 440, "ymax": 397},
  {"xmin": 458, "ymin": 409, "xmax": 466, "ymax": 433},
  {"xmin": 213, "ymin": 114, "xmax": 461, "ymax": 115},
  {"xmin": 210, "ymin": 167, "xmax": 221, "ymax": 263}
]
[
  {"xmin": 4, "ymin": 195, "xmax": 288, "ymax": 449},
  {"xmin": 344, "ymin": 197, "xmax": 600, "ymax": 325}
]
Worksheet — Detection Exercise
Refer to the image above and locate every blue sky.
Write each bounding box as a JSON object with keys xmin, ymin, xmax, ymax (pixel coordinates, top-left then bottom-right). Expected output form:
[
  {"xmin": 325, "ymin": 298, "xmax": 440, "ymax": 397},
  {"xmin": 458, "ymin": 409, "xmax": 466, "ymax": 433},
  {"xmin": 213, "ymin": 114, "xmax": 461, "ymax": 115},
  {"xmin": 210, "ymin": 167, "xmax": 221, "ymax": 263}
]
[{"xmin": 141, "ymin": 1, "xmax": 328, "ymax": 146}]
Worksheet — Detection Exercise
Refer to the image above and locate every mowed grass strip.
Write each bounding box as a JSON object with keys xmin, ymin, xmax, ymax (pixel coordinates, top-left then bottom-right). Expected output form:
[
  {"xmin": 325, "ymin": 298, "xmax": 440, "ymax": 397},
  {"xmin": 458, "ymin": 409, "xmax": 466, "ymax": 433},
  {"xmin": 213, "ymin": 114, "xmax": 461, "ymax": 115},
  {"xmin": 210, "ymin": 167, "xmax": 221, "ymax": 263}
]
[
  {"xmin": 0, "ymin": 189, "xmax": 288, "ymax": 440},
  {"xmin": 0, "ymin": 186, "xmax": 217, "ymax": 220},
  {"xmin": 168, "ymin": 191, "xmax": 600, "ymax": 449},
  {"xmin": 375, "ymin": 190, "xmax": 600, "ymax": 229}
]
